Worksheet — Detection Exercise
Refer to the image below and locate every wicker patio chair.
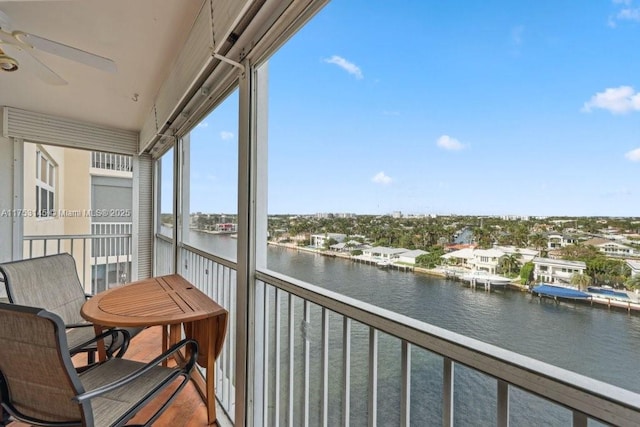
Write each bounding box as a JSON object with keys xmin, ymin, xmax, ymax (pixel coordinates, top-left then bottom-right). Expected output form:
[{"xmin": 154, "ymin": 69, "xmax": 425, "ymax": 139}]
[
  {"xmin": 0, "ymin": 253, "xmax": 142, "ymax": 361},
  {"xmin": 0, "ymin": 302, "xmax": 198, "ymax": 427}
]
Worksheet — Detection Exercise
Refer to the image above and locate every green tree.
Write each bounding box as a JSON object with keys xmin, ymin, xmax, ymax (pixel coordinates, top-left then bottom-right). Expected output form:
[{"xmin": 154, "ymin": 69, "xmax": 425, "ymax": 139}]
[
  {"xmin": 323, "ymin": 237, "xmax": 338, "ymax": 250},
  {"xmin": 520, "ymin": 262, "xmax": 534, "ymax": 285},
  {"xmin": 559, "ymin": 243, "xmax": 600, "ymax": 261},
  {"xmin": 625, "ymin": 275, "xmax": 640, "ymax": 291},
  {"xmin": 499, "ymin": 253, "xmax": 522, "ymax": 276},
  {"xmin": 416, "ymin": 247, "xmax": 444, "ymax": 268},
  {"xmin": 473, "ymin": 227, "xmax": 493, "ymax": 249},
  {"xmin": 570, "ymin": 273, "xmax": 592, "ymax": 290},
  {"xmin": 529, "ymin": 233, "xmax": 547, "ymax": 254}
]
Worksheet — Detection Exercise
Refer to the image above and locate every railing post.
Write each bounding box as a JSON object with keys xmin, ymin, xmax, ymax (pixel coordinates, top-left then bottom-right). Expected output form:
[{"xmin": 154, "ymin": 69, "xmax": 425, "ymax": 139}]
[
  {"xmin": 343, "ymin": 317, "xmax": 352, "ymax": 427},
  {"xmin": 497, "ymin": 380, "xmax": 509, "ymax": 427},
  {"xmin": 368, "ymin": 328, "xmax": 378, "ymax": 427},
  {"xmin": 400, "ymin": 341, "xmax": 411, "ymax": 427},
  {"xmin": 443, "ymin": 357, "xmax": 454, "ymax": 427},
  {"xmin": 321, "ymin": 308, "xmax": 330, "ymax": 427},
  {"xmin": 573, "ymin": 411, "xmax": 588, "ymax": 427}
]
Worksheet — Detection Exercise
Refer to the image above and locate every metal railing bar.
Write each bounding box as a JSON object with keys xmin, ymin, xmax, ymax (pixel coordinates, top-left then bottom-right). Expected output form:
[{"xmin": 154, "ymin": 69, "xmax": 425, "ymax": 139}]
[
  {"xmin": 180, "ymin": 241, "xmax": 237, "ymax": 270},
  {"xmin": 400, "ymin": 341, "xmax": 411, "ymax": 427},
  {"xmin": 343, "ymin": 316, "xmax": 351, "ymax": 427},
  {"xmin": 82, "ymin": 238, "xmax": 86, "ymax": 289},
  {"xmin": 224, "ymin": 265, "xmax": 231, "ymax": 410},
  {"xmin": 573, "ymin": 411, "xmax": 588, "ymax": 427},
  {"xmin": 497, "ymin": 380, "xmax": 509, "ymax": 427},
  {"xmin": 24, "ymin": 233, "xmax": 131, "ymax": 240},
  {"xmin": 230, "ymin": 267, "xmax": 237, "ymax": 410},
  {"xmin": 263, "ymin": 284, "xmax": 271, "ymax": 427},
  {"xmin": 368, "ymin": 327, "xmax": 378, "ymax": 427},
  {"xmin": 303, "ymin": 300, "xmax": 310, "ymax": 427},
  {"xmin": 321, "ymin": 307, "xmax": 329, "ymax": 427},
  {"xmin": 287, "ymin": 293, "xmax": 294, "ymax": 427},
  {"xmin": 275, "ymin": 288, "xmax": 282, "ymax": 426},
  {"xmin": 443, "ymin": 357, "xmax": 454, "ymax": 427}
]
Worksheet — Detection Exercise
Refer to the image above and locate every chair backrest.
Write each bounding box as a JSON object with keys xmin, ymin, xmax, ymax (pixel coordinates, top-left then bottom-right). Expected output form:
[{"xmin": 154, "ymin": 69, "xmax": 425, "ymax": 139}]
[
  {"xmin": 0, "ymin": 302, "xmax": 91, "ymax": 425},
  {"xmin": 0, "ymin": 253, "xmax": 87, "ymax": 325}
]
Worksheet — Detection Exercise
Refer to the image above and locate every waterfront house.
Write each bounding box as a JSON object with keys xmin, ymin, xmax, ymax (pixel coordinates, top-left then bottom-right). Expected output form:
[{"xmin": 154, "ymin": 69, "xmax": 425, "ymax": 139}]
[
  {"xmin": 310, "ymin": 232, "xmax": 347, "ymax": 249},
  {"xmin": 329, "ymin": 239, "xmax": 367, "ymax": 253},
  {"xmin": 441, "ymin": 247, "xmax": 476, "ymax": 268},
  {"xmin": 0, "ymin": 1, "xmax": 637, "ymax": 426},
  {"xmin": 440, "ymin": 247, "xmax": 506, "ymax": 274},
  {"xmin": 546, "ymin": 232, "xmax": 579, "ymax": 249},
  {"xmin": 361, "ymin": 246, "xmax": 410, "ymax": 262},
  {"xmin": 533, "ymin": 257, "xmax": 587, "ymax": 284},
  {"xmin": 469, "ymin": 248, "xmax": 505, "ymax": 274},
  {"xmin": 494, "ymin": 246, "xmax": 539, "ymax": 264},
  {"xmin": 583, "ymin": 237, "xmax": 639, "ymax": 258},
  {"xmin": 628, "ymin": 259, "xmax": 640, "ymax": 278},
  {"xmin": 397, "ymin": 249, "xmax": 429, "ymax": 265}
]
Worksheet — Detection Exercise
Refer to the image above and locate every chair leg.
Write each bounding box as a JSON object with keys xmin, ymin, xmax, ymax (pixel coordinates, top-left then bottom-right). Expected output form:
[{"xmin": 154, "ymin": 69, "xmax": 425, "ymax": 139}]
[
  {"xmin": 87, "ymin": 350, "xmax": 95, "ymax": 365},
  {"xmin": 1, "ymin": 407, "xmax": 10, "ymax": 427}
]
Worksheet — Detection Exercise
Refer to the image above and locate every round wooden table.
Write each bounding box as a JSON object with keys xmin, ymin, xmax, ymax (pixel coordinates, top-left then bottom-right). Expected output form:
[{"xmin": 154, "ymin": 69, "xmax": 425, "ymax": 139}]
[{"xmin": 81, "ymin": 274, "xmax": 227, "ymax": 425}]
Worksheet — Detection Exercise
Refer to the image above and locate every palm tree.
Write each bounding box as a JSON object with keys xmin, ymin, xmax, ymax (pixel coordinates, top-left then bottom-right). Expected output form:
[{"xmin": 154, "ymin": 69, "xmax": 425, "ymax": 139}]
[
  {"xmin": 529, "ymin": 233, "xmax": 547, "ymax": 255},
  {"xmin": 570, "ymin": 273, "xmax": 592, "ymax": 290},
  {"xmin": 473, "ymin": 227, "xmax": 493, "ymax": 249},
  {"xmin": 499, "ymin": 253, "xmax": 522, "ymax": 276},
  {"xmin": 625, "ymin": 275, "xmax": 640, "ymax": 291}
]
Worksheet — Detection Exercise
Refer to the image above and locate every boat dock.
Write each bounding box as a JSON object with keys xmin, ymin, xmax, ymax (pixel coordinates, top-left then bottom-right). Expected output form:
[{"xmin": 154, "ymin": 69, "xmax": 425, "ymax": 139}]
[
  {"xmin": 351, "ymin": 256, "xmax": 414, "ymax": 272},
  {"xmin": 531, "ymin": 284, "xmax": 640, "ymax": 314}
]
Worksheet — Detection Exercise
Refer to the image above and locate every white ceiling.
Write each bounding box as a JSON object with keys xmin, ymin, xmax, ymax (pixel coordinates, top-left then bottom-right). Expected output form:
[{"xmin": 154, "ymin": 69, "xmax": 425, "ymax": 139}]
[{"xmin": 0, "ymin": 0, "xmax": 204, "ymax": 131}]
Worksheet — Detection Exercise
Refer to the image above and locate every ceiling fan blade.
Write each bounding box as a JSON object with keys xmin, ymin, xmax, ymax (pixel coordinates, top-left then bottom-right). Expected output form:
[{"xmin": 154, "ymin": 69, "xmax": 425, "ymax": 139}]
[
  {"xmin": 6, "ymin": 44, "xmax": 67, "ymax": 85},
  {"xmin": 15, "ymin": 31, "xmax": 117, "ymax": 73},
  {"xmin": 0, "ymin": 10, "xmax": 12, "ymax": 32}
]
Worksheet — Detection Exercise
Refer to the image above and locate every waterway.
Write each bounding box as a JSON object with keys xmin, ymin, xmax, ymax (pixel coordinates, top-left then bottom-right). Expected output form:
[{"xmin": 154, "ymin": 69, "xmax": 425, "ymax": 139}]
[{"xmin": 186, "ymin": 231, "xmax": 640, "ymax": 426}]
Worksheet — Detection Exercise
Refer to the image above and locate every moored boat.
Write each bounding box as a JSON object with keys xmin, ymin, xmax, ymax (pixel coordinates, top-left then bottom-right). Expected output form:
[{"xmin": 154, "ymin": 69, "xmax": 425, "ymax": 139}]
[{"xmin": 461, "ymin": 270, "xmax": 512, "ymax": 286}]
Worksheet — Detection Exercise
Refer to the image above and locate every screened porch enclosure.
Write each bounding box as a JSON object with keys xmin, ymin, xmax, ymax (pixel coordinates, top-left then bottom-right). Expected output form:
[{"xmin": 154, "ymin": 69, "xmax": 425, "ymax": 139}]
[{"xmin": 1, "ymin": 1, "xmax": 640, "ymax": 426}]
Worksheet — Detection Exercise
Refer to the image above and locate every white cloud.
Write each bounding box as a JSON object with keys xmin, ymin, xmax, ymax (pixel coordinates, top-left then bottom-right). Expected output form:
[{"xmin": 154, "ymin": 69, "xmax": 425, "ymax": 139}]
[
  {"xmin": 609, "ymin": 1, "xmax": 640, "ymax": 26},
  {"xmin": 581, "ymin": 86, "xmax": 640, "ymax": 114},
  {"xmin": 324, "ymin": 55, "xmax": 363, "ymax": 79},
  {"xmin": 625, "ymin": 147, "xmax": 640, "ymax": 161},
  {"xmin": 220, "ymin": 131, "xmax": 234, "ymax": 140},
  {"xmin": 617, "ymin": 7, "xmax": 640, "ymax": 21},
  {"xmin": 436, "ymin": 135, "xmax": 465, "ymax": 151},
  {"xmin": 197, "ymin": 121, "xmax": 209, "ymax": 128},
  {"xmin": 372, "ymin": 171, "xmax": 392, "ymax": 185}
]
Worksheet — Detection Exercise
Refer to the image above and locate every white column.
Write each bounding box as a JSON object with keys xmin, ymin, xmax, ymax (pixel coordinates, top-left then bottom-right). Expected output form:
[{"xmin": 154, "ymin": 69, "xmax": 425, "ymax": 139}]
[{"xmin": 0, "ymin": 135, "xmax": 23, "ymax": 263}]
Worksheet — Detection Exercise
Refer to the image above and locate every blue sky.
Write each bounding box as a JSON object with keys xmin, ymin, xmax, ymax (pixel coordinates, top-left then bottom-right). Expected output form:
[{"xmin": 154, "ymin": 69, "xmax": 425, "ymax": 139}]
[{"xmin": 171, "ymin": 0, "xmax": 640, "ymax": 217}]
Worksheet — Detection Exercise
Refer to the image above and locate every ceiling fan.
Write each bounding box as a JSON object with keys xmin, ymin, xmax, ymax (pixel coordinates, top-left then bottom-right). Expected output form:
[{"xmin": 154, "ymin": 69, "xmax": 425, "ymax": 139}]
[{"xmin": 0, "ymin": 9, "xmax": 116, "ymax": 85}]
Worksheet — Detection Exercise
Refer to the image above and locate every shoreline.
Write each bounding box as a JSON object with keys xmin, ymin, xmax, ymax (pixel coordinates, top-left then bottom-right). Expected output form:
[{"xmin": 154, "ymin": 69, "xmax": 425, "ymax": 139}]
[{"xmin": 268, "ymin": 241, "xmax": 640, "ymax": 314}]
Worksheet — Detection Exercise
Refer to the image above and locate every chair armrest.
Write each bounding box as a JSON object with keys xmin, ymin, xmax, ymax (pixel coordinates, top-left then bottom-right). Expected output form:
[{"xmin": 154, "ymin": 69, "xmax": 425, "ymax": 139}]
[
  {"xmin": 65, "ymin": 322, "xmax": 93, "ymax": 329},
  {"xmin": 68, "ymin": 328, "xmax": 131, "ymax": 358},
  {"xmin": 74, "ymin": 338, "xmax": 198, "ymax": 403}
]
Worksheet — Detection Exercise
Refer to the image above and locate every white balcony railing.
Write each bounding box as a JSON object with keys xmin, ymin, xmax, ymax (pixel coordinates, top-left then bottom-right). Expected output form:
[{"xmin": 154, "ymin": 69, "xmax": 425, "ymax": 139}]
[
  {"xmin": 23, "ymin": 231, "xmax": 132, "ymax": 294},
  {"xmin": 91, "ymin": 151, "xmax": 133, "ymax": 172},
  {"xmin": 163, "ymin": 239, "xmax": 640, "ymax": 426},
  {"xmin": 155, "ymin": 236, "xmax": 237, "ymax": 422}
]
